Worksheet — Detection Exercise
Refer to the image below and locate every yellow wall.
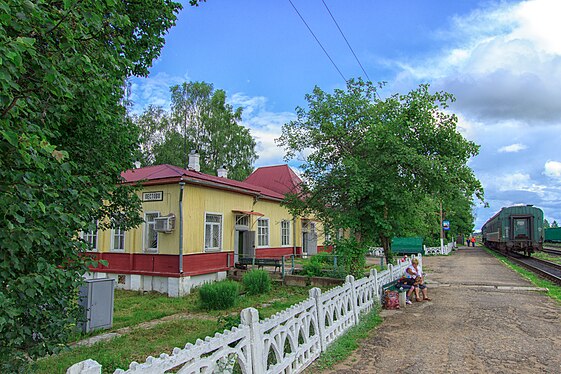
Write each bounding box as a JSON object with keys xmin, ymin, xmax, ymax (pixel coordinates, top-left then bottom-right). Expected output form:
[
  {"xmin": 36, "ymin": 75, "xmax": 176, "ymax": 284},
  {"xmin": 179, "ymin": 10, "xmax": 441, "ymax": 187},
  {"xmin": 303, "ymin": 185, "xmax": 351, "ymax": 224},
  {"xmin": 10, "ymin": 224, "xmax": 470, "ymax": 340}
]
[{"xmin": 96, "ymin": 181, "xmax": 326, "ymax": 255}]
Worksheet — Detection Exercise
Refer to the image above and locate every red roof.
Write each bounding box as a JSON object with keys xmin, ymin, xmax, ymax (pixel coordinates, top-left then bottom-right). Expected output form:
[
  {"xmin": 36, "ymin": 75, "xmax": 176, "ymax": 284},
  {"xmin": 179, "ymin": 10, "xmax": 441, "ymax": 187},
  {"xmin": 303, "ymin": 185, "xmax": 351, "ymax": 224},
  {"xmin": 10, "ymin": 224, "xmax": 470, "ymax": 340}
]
[
  {"xmin": 121, "ymin": 164, "xmax": 285, "ymax": 200},
  {"xmin": 244, "ymin": 165, "xmax": 302, "ymax": 195}
]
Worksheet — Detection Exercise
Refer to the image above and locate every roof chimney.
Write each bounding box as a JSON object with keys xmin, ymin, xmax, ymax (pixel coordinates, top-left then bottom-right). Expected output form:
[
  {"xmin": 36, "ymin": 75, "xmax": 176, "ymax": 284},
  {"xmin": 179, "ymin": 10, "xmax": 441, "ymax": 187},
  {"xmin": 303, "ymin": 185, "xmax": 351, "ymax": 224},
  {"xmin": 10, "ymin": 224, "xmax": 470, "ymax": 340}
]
[
  {"xmin": 217, "ymin": 165, "xmax": 228, "ymax": 178},
  {"xmin": 188, "ymin": 150, "xmax": 200, "ymax": 172}
]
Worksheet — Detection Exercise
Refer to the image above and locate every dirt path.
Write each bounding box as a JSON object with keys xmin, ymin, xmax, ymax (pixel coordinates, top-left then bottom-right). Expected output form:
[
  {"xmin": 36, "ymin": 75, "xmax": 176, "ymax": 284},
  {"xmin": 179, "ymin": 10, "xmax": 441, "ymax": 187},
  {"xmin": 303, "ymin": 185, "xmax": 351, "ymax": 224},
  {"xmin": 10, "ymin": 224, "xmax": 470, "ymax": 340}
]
[{"xmin": 321, "ymin": 247, "xmax": 561, "ymax": 373}]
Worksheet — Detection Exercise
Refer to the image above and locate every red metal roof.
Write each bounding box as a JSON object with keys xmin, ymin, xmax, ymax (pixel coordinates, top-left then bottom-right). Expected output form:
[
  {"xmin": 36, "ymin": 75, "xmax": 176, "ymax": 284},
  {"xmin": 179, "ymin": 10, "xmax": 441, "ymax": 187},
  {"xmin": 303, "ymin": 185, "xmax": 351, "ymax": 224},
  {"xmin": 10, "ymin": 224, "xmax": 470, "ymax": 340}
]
[
  {"xmin": 121, "ymin": 164, "xmax": 285, "ymax": 200},
  {"xmin": 244, "ymin": 164, "xmax": 302, "ymax": 195}
]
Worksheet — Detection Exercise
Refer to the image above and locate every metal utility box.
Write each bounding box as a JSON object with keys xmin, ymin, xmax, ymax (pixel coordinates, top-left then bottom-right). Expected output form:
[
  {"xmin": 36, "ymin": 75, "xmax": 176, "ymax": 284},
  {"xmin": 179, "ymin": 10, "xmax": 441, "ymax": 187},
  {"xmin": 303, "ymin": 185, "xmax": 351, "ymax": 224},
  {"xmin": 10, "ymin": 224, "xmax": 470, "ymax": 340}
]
[
  {"xmin": 78, "ymin": 278, "xmax": 115, "ymax": 333},
  {"xmin": 391, "ymin": 237, "xmax": 424, "ymax": 255}
]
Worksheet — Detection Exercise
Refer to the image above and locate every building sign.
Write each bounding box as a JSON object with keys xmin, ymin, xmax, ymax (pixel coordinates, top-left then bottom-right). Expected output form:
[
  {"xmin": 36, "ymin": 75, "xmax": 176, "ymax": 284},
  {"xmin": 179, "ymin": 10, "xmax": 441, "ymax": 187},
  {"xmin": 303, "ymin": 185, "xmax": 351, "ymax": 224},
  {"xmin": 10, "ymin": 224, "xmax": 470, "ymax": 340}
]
[
  {"xmin": 142, "ymin": 191, "xmax": 163, "ymax": 202},
  {"xmin": 443, "ymin": 220, "xmax": 450, "ymax": 231}
]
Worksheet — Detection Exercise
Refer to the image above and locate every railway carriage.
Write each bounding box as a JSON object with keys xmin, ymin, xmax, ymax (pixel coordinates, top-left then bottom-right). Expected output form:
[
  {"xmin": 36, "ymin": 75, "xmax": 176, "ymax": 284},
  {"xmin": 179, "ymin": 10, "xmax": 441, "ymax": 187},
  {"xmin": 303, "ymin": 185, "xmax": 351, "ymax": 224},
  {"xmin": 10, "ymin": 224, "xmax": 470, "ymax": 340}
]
[
  {"xmin": 544, "ymin": 227, "xmax": 561, "ymax": 243},
  {"xmin": 481, "ymin": 205, "xmax": 543, "ymax": 256}
]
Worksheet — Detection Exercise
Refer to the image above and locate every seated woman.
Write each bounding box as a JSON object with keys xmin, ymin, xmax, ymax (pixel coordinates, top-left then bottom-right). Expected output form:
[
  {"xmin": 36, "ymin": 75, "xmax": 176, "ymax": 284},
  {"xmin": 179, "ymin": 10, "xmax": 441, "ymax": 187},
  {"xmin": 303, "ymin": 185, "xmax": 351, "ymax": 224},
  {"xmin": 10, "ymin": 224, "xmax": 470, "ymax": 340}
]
[
  {"xmin": 396, "ymin": 276, "xmax": 416, "ymax": 305},
  {"xmin": 404, "ymin": 258, "xmax": 431, "ymax": 302}
]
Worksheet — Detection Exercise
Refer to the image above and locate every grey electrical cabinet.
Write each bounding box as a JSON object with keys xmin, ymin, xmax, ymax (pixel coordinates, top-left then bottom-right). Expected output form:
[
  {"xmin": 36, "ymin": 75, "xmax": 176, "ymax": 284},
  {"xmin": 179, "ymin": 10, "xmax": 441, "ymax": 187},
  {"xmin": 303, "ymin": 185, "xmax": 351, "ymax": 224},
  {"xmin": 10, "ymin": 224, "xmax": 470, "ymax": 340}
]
[{"xmin": 78, "ymin": 278, "xmax": 115, "ymax": 333}]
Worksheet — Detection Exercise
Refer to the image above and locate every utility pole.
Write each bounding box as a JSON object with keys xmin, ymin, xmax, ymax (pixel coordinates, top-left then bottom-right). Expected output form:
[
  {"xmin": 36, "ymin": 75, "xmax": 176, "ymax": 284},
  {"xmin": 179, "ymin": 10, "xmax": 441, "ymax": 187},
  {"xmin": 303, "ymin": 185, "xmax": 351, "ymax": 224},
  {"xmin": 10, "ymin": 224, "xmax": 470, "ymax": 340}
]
[{"xmin": 440, "ymin": 201, "xmax": 444, "ymax": 252}]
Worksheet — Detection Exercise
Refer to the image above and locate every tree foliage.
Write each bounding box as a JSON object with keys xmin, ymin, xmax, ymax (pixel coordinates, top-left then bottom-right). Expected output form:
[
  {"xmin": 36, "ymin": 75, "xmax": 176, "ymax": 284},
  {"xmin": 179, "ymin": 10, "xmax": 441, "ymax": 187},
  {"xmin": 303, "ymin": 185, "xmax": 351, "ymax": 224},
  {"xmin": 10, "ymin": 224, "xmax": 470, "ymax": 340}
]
[
  {"xmin": 0, "ymin": 0, "xmax": 182, "ymax": 370},
  {"xmin": 278, "ymin": 80, "xmax": 483, "ymax": 263},
  {"xmin": 136, "ymin": 81, "xmax": 258, "ymax": 181}
]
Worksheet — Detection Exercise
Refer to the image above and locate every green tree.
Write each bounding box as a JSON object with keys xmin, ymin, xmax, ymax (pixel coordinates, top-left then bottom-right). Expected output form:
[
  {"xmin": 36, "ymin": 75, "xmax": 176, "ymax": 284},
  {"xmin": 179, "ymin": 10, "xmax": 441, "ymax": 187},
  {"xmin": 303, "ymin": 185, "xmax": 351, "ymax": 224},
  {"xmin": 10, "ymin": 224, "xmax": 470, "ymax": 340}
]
[
  {"xmin": 0, "ymin": 0, "xmax": 183, "ymax": 370},
  {"xmin": 278, "ymin": 80, "xmax": 483, "ymax": 264},
  {"xmin": 552, "ymin": 220, "xmax": 559, "ymax": 228},
  {"xmin": 139, "ymin": 81, "xmax": 258, "ymax": 181},
  {"xmin": 544, "ymin": 218, "xmax": 550, "ymax": 229}
]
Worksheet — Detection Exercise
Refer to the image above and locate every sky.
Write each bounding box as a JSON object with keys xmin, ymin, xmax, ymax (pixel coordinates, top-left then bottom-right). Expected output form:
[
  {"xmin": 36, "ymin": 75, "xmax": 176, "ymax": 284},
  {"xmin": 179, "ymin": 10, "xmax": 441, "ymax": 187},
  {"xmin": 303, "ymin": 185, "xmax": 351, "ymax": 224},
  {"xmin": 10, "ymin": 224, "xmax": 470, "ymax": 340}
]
[{"xmin": 130, "ymin": 0, "xmax": 561, "ymax": 230}]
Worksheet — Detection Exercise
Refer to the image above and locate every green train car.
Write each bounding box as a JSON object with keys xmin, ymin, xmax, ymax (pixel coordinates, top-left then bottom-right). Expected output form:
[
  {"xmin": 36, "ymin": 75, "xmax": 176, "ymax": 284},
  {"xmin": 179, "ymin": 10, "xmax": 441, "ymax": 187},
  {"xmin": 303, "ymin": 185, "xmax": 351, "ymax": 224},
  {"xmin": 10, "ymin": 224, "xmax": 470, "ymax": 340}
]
[
  {"xmin": 481, "ymin": 205, "xmax": 543, "ymax": 256},
  {"xmin": 544, "ymin": 227, "xmax": 561, "ymax": 242}
]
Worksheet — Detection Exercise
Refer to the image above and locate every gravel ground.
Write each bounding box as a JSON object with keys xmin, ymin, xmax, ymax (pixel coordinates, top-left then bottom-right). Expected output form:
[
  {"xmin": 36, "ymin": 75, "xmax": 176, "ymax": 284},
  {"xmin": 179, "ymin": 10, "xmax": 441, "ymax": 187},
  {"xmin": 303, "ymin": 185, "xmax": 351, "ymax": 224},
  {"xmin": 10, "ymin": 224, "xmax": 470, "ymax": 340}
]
[{"xmin": 321, "ymin": 247, "xmax": 561, "ymax": 373}]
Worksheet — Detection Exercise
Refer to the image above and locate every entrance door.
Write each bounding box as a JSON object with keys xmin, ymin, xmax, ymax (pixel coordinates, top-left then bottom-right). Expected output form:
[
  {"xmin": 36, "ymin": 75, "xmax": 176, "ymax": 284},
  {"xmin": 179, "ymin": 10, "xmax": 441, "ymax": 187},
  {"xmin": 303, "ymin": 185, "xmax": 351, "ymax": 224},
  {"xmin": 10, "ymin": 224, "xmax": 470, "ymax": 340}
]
[
  {"xmin": 302, "ymin": 222, "xmax": 318, "ymax": 256},
  {"xmin": 242, "ymin": 230, "xmax": 255, "ymax": 258},
  {"xmin": 513, "ymin": 218, "xmax": 530, "ymax": 239}
]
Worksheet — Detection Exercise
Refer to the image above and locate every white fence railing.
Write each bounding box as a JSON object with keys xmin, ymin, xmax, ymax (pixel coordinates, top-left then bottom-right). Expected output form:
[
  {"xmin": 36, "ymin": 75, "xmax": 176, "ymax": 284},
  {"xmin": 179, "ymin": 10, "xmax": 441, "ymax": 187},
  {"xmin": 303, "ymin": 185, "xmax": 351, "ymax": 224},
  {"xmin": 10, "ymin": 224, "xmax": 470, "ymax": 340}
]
[
  {"xmin": 67, "ymin": 257, "xmax": 422, "ymax": 374},
  {"xmin": 369, "ymin": 242, "xmax": 455, "ymax": 258},
  {"xmin": 424, "ymin": 242, "xmax": 454, "ymax": 256}
]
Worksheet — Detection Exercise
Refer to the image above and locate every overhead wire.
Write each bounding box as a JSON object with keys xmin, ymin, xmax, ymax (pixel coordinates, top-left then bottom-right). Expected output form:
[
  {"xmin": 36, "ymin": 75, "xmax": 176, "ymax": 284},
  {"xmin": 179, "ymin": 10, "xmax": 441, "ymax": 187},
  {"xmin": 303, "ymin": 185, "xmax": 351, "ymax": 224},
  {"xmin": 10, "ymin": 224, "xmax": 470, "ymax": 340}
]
[
  {"xmin": 321, "ymin": 0, "xmax": 371, "ymax": 83},
  {"xmin": 287, "ymin": 0, "xmax": 347, "ymax": 83}
]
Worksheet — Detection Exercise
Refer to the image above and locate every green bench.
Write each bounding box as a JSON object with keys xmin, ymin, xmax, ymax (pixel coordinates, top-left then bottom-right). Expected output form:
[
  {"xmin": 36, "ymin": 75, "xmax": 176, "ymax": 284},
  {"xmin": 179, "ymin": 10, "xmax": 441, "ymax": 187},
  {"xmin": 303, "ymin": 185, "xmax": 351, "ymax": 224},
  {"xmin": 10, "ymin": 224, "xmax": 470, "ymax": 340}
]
[{"xmin": 237, "ymin": 257, "xmax": 281, "ymax": 272}]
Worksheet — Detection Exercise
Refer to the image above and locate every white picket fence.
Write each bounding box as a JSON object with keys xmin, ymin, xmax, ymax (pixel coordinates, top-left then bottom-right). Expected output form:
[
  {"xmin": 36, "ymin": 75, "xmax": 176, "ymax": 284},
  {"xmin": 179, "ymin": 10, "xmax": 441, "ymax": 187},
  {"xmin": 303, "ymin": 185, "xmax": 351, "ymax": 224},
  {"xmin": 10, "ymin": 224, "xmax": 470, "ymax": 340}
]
[
  {"xmin": 67, "ymin": 257, "xmax": 421, "ymax": 374},
  {"xmin": 424, "ymin": 242, "xmax": 454, "ymax": 255},
  {"xmin": 369, "ymin": 242, "xmax": 455, "ymax": 257}
]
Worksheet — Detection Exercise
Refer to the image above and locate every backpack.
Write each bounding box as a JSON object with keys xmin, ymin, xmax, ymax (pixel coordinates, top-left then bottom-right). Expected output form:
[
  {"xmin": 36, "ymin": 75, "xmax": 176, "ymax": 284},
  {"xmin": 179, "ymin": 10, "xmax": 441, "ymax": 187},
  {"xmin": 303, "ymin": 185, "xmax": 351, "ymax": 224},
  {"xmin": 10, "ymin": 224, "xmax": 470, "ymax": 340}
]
[{"xmin": 383, "ymin": 290, "xmax": 400, "ymax": 309}]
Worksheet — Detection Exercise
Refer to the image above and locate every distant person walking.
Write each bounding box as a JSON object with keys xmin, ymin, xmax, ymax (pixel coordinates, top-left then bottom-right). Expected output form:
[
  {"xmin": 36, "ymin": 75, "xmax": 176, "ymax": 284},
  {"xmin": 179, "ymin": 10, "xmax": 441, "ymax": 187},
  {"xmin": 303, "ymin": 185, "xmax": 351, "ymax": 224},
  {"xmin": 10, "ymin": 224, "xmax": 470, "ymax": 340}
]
[
  {"xmin": 471, "ymin": 237, "xmax": 476, "ymax": 247},
  {"xmin": 466, "ymin": 237, "xmax": 470, "ymax": 247}
]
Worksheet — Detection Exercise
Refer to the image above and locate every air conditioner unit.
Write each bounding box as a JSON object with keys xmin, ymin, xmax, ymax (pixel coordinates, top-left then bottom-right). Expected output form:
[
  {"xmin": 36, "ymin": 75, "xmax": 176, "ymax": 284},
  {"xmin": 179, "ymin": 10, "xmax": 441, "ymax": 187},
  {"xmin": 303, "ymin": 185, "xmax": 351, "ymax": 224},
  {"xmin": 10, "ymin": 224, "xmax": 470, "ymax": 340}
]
[{"xmin": 154, "ymin": 214, "xmax": 175, "ymax": 233}]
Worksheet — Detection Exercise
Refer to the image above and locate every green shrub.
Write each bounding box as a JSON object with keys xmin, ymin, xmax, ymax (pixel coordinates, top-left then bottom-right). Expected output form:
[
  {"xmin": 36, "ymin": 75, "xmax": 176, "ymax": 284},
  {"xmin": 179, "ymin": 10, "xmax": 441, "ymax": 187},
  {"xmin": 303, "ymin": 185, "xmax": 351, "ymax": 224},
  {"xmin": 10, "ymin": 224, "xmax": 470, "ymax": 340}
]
[
  {"xmin": 199, "ymin": 280, "xmax": 239, "ymax": 310},
  {"xmin": 242, "ymin": 269, "xmax": 272, "ymax": 295},
  {"xmin": 303, "ymin": 256, "xmax": 324, "ymax": 277}
]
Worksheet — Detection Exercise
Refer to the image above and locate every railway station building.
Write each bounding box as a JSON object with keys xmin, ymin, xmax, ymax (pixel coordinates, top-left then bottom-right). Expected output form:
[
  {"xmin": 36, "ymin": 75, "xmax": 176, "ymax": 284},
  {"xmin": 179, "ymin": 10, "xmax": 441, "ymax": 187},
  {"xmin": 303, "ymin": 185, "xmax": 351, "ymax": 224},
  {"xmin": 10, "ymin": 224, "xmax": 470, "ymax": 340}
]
[{"xmin": 84, "ymin": 153, "xmax": 325, "ymax": 296}]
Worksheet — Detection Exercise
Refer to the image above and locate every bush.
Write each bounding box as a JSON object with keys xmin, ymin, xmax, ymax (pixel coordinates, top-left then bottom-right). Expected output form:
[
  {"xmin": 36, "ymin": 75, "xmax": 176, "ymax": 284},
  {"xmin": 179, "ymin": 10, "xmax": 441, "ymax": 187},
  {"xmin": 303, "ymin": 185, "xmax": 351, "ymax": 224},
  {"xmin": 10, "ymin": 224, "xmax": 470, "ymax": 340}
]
[
  {"xmin": 199, "ymin": 280, "xmax": 239, "ymax": 310},
  {"xmin": 303, "ymin": 256, "xmax": 324, "ymax": 277},
  {"xmin": 242, "ymin": 269, "xmax": 272, "ymax": 295}
]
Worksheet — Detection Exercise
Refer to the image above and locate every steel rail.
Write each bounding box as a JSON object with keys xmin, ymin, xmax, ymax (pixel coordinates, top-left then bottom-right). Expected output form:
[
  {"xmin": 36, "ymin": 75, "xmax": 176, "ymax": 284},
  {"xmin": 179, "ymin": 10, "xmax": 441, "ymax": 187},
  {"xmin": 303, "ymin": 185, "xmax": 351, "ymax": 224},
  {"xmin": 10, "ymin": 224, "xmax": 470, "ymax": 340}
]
[
  {"xmin": 505, "ymin": 254, "xmax": 561, "ymax": 286},
  {"xmin": 542, "ymin": 247, "xmax": 561, "ymax": 256}
]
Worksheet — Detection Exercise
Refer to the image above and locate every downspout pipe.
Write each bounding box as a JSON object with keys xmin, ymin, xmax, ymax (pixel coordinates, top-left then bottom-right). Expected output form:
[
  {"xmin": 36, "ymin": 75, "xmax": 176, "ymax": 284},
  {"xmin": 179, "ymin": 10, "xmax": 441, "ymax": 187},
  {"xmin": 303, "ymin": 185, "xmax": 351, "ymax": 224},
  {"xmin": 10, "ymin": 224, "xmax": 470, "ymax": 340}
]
[
  {"xmin": 293, "ymin": 217, "xmax": 297, "ymax": 256},
  {"xmin": 179, "ymin": 180, "xmax": 185, "ymax": 274}
]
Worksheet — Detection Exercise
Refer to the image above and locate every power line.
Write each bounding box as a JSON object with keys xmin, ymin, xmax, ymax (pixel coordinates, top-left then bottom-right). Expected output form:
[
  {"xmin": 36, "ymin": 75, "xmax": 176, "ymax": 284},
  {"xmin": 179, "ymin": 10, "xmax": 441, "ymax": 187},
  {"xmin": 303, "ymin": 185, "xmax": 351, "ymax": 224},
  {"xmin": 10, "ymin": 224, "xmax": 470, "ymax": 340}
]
[
  {"xmin": 287, "ymin": 0, "xmax": 347, "ymax": 83},
  {"xmin": 321, "ymin": 0, "xmax": 371, "ymax": 83}
]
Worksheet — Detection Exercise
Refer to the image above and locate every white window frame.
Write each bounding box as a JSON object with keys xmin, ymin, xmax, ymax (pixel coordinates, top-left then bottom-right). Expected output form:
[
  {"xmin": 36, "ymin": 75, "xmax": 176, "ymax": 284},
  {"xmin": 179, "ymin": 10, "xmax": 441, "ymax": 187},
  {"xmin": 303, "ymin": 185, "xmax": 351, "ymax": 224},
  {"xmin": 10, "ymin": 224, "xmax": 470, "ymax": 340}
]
[
  {"xmin": 204, "ymin": 212, "xmax": 223, "ymax": 252},
  {"xmin": 257, "ymin": 218, "xmax": 270, "ymax": 247},
  {"xmin": 144, "ymin": 211, "xmax": 160, "ymax": 253},
  {"xmin": 81, "ymin": 222, "xmax": 98, "ymax": 252},
  {"xmin": 281, "ymin": 220, "xmax": 291, "ymax": 246},
  {"xmin": 111, "ymin": 226, "xmax": 126, "ymax": 252}
]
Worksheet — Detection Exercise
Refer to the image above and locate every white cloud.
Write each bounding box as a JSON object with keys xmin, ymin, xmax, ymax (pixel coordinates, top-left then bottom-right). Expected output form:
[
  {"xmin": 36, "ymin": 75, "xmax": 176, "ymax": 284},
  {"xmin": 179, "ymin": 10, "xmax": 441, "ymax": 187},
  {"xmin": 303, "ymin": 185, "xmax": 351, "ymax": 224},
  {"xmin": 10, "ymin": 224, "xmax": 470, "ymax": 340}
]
[
  {"xmin": 130, "ymin": 72, "xmax": 189, "ymax": 113},
  {"xmin": 498, "ymin": 143, "xmax": 527, "ymax": 153},
  {"xmin": 544, "ymin": 160, "xmax": 561, "ymax": 178},
  {"xmin": 229, "ymin": 93, "xmax": 296, "ymax": 166},
  {"xmin": 392, "ymin": 0, "xmax": 561, "ymax": 123}
]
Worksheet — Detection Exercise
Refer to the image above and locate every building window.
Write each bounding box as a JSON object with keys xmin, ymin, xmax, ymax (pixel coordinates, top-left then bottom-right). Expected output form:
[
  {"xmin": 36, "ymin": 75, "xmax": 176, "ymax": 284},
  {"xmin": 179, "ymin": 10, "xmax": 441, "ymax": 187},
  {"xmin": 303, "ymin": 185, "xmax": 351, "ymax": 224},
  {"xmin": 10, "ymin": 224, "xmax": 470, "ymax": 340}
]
[
  {"xmin": 144, "ymin": 212, "xmax": 160, "ymax": 252},
  {"xmin": 205, "ymin": 213, "xmax": 222, "ymax": 251},
  {"xmin": 112, "ymin": 226, "xmax": 125, "ymax": 252},
  {"xmin": 281, "ymin": 220, "xmax": 291, "ymax": 246},
  {"xmin": 257, "ymin": 218, "xmax": 269, "ymax": 247},
  {"xmin": 235, "ymin": 214, "xmax": 249, "ymax": 227},
  {"xmin": 82, "ymin": 222, "xmax": 98, "ymax": 251}
]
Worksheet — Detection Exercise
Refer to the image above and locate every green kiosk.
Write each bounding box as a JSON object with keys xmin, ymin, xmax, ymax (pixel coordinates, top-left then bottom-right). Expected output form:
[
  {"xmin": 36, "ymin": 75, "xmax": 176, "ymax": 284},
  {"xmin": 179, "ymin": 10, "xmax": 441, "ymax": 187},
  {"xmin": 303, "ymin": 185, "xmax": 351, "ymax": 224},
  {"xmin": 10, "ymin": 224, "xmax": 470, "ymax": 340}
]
[{"xmin": 391, "ymin": 237, "xmax": 425, "ymax": 256}]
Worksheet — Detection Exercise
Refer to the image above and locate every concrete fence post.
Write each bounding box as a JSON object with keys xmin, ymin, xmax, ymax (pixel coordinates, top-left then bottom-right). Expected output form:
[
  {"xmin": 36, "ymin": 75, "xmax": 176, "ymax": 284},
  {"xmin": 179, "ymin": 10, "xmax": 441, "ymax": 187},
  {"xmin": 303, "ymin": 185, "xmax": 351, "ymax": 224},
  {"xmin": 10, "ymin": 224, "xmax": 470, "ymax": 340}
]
[
  {"xmin": 66, "ymin": 359, "xmax": 102, "ymax": 374},
  {"xmin": 370, "ymin": 268, "xmax": 379, "ymax": 301},
  {"xmin": 309, "ymin": 287, "xmax": 326, "ymax": 352},
  {"xmin": 241, "ymin": 307, "xmax": 261, "ymax": 374},
  {"xmin": 345, "ymin": 275, "xmax": 360, "ymax": 325}
]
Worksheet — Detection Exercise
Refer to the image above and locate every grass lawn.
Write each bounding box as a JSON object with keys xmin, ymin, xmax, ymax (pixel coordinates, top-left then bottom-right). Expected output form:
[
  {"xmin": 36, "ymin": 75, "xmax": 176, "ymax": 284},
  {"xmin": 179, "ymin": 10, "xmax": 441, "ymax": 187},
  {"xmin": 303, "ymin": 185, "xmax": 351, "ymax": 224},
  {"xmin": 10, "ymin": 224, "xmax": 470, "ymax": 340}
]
[{"xmin": 31, "ymin": 285, "xmax": 314, "ymax": 373}]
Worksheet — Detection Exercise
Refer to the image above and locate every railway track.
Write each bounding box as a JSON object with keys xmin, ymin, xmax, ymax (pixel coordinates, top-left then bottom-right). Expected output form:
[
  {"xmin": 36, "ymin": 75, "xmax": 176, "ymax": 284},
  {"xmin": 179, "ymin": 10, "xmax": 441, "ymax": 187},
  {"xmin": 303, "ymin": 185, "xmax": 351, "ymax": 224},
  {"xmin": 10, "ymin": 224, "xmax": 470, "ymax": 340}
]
[
  {"xmin": 542, "ymin": 247, "xmax": 561, "ymax": 256},
  {"xmin": 506, "ymin": 253, "xmax": 561, "ymax": 285}
]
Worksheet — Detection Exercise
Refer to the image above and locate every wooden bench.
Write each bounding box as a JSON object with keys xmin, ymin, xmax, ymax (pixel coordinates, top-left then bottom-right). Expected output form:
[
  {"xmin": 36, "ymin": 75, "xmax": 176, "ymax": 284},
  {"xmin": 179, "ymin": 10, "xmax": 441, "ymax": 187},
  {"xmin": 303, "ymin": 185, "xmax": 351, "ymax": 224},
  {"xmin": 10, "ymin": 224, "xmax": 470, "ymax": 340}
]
[{"xmin": 237, "ymin": 257, "xmax": 282, "ymax": 272}]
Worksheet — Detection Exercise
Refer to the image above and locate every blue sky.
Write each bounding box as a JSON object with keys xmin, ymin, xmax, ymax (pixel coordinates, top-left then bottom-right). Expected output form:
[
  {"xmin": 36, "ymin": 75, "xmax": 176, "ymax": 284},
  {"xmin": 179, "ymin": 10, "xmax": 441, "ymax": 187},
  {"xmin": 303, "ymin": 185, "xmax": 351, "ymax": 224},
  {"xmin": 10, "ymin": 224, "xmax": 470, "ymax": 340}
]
[{"xmin": 130, "ymin": 0, "xmax": 561, "ymax": 230}]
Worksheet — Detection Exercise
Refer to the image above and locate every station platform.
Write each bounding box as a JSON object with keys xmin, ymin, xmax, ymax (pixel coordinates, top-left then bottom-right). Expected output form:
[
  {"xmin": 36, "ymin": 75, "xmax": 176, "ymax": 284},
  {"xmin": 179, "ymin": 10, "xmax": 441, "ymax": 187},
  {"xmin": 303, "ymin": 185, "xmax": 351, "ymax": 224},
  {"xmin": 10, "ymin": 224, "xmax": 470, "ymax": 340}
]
[{"xmin": 323, "ymin": 246, "xmax": 561, "ymax": 373}]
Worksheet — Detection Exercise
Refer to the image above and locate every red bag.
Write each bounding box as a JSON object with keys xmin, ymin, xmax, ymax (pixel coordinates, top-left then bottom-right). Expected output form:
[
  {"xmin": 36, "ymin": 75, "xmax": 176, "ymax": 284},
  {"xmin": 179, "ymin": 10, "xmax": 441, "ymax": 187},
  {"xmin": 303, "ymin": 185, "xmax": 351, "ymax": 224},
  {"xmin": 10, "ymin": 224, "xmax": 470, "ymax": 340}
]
[{"xmin": 383, "ymin": 290, "xmax": 400, "ymax": 309}]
